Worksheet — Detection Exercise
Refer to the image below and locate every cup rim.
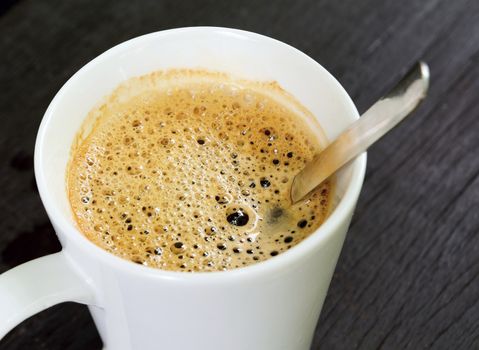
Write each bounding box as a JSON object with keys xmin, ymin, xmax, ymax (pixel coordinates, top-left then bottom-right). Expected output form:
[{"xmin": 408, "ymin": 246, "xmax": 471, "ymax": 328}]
[{"xmin": 34, "ymin": 26, "xmax": 366, "ymax": 282}]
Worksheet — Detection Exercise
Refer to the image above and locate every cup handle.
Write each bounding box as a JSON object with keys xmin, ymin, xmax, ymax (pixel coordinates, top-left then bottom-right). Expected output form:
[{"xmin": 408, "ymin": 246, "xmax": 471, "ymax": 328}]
[{"xmin": 0, "ymin": 251, "xmax": 96, "ymax": 339}]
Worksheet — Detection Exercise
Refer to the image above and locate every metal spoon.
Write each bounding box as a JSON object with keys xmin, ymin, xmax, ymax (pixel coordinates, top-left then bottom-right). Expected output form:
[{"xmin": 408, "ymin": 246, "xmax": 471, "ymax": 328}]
[{"xmin": 290, "ymin": 61, "xmax": 430, "ymax": 204}]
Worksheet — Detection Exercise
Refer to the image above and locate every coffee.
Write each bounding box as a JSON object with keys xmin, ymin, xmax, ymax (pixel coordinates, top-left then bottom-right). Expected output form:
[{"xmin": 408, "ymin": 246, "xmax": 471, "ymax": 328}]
[{"xmin": 68, "ymin": 70, "xmax": 333, "ymax": 272}]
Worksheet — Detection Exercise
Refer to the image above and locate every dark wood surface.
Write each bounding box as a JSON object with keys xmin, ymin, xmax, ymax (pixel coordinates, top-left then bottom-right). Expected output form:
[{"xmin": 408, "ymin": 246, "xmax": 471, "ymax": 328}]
[{"xmin": 1, "ymin": 0, "xmax": 478, "ymax": 349}]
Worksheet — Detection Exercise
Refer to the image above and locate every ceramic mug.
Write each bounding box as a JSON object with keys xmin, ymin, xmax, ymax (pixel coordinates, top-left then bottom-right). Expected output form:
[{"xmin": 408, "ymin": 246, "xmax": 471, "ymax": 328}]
[{"xmin": 0, "ymin": 27, "xmax": 366, "ymax": 350}]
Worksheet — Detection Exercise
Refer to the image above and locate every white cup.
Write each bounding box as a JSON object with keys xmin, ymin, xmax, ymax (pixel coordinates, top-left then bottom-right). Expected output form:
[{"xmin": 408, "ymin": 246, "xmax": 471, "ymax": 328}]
[{"xmin": 0, "ymin": 27, "xmax": 366, "ymax": 350}]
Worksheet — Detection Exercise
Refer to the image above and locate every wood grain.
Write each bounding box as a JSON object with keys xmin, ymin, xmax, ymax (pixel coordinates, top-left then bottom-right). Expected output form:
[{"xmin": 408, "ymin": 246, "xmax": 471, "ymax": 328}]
[{"xmin": 0, "ymin": 0, "xmax": 478, "ymax": 349}]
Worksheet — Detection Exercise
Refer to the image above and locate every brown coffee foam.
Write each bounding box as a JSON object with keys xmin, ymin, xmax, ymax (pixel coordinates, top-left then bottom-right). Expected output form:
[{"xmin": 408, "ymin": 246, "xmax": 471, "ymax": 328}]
[{"xmin": 68, "ymin": 69, "xmax": 333, "ymax": 272}]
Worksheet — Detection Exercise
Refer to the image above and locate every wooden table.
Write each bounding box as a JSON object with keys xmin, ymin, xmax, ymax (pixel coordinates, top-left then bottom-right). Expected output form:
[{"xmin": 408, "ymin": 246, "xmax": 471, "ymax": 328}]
[{"xmin": 1, "ymin": 0, "xmax": 478, "ymax": 349}]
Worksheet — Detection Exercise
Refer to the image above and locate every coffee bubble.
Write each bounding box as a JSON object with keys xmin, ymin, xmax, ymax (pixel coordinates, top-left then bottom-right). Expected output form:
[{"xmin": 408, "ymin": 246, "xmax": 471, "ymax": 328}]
[{"xmin": 68, "ymin": 70, "xmax": 333, "ymax": 272}]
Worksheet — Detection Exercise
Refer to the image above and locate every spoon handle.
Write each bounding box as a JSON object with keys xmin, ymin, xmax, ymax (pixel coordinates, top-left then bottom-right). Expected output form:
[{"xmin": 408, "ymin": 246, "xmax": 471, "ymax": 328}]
[{"xmin": 291, "ymin": 62, "xmax": 430, "ymax": 203}]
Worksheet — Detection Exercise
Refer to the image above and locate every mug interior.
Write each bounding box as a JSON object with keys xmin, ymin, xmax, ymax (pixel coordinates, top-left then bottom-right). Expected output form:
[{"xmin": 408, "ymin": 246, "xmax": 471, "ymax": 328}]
[{"xmin": 34, "ymin": 27, "xmax": 366, "ymax": 276}]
